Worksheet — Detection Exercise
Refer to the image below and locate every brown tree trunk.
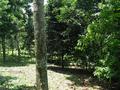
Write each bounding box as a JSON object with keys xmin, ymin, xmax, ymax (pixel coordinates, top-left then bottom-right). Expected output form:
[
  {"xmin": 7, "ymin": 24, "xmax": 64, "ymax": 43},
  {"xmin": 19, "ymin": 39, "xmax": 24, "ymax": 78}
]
[{"xmin": 33, "ymin": 0, "xmax": 48, "ymax": 90}]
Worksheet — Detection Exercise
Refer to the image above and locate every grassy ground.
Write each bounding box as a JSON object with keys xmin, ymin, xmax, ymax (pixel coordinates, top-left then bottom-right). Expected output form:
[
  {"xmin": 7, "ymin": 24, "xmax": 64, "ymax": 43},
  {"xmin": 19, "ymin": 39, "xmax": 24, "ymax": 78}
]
[
  {"xmin": 0, "ymin": 61, "xmax": 106, "ymax": 90},
  {"xmin": 0, "ymin": 54, "xmax": 107, "ymax": 90}
]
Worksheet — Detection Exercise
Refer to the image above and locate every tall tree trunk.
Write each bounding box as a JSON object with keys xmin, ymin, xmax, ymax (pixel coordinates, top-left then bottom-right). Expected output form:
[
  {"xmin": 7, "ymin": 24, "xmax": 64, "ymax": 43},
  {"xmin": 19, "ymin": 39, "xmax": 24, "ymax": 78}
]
[
  {"xmin": 61, "ymin": 51, "xmax": 64, "ymax": 68},
  {"xmin": 0, "ymin": 43, "xmax": 2, "ymax": 55},
  {"xmin": 11, "ymin": 37, "xmax": 14, "ymax": 56},
  {"xmin": 1, "ymin": 35, "xmax": 6, "ymax": 62},
  {"xmin": 33, "ymin": 0, "xmax": 48, "ymax": 90},
  {"xmin": 16, "ymin": 33, "xmax": 20, "ymax": 57}
]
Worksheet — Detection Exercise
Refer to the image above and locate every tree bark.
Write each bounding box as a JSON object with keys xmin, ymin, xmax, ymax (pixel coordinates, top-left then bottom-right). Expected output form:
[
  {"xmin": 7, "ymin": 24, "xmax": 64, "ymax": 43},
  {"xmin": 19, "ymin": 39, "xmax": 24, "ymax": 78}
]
[{"xmin": 33, "ymin": 0, "xmax": 48, "ymax": 90}]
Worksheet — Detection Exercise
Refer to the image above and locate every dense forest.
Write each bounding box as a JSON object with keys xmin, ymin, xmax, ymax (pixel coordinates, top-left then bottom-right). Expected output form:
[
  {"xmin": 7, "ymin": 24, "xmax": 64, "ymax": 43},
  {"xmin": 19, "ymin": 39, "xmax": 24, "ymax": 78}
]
[
  {"xmin": 46, "ymin": 0, "xmax": 120, "ymax": 85},
  {"xmin": 0, "ymin": 0, "xmax": 120, "ymax": 90}
]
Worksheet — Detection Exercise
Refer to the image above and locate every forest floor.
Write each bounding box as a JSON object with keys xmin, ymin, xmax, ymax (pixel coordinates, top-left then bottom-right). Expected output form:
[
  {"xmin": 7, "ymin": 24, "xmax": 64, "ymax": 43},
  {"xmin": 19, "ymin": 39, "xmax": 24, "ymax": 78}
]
[{"xmin": 0, "ymin": 62, "xmax": 107, "ymax": 90}]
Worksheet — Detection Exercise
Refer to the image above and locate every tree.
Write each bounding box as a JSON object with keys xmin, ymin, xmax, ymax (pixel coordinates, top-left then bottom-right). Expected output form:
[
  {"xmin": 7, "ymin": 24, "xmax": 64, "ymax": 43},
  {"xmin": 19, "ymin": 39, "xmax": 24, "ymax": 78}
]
[
  {"xmin": 0, "ymin": 0, "xmax": 27, "ymax": 61},
  {"xmin": 33, "ymin": 0, "xmax": 48, "ymax": 90},
  {"xmin": 46, "ymin": 0, "xmax": 101, "ymax": 67},
  {"xmin": 0, "ymin": 8, "xmax": 15, "ymax": 62},
  {"xmin": 76, "ymin": 0, "xmax": 120, "ymax": 82},
  {"xmin": 24, "ymin": 4, "xmax": 34, "ymax": 56},
  {"xmin": 46, "ymin": 0, "xmax": 66, "ymax": 67}
]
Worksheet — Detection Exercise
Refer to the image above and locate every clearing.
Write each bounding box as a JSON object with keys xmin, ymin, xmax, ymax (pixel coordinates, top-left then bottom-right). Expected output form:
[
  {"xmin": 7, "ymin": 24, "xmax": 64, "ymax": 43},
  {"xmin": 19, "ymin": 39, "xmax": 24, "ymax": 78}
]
[{"xmin": 0, "ymin": 63, "xmax": 106, "ymax": 90}]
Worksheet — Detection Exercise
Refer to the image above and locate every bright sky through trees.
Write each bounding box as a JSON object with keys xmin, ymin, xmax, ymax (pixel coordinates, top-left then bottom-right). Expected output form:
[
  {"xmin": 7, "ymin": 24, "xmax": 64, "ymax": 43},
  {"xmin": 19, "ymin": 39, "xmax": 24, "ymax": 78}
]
[
  {"xmin": 30, "ymin": 0, "xmax": 47, "ymax": 12},
  {"xmin": 44, "ymin": 0, "xmax": 48, "ymax": 5}
]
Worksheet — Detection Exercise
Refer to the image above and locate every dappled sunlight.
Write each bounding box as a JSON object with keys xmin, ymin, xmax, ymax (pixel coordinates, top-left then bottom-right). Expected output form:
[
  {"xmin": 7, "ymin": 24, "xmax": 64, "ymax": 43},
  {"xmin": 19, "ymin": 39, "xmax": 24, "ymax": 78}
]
[
  {"xmin": 48, "ymin": 66, "xmax": 105, "ymax": 90},
  {"xmin": 0, "ymin": 64, "xmax": 36, "ymax": 90},
  {"xmin": 0, "ymin": 55, "xmax": 35, "ymax": 67},
  {"xmin": 66, "ymin": 75, "xmax": 103, "ymax": 90},
  {"xmin": 0, "ymin": 0, "xmax": 119, "ymax": 89},
  {"xmin": 0, "ymin": 64, "xmax": 105, "ymax": 90}
]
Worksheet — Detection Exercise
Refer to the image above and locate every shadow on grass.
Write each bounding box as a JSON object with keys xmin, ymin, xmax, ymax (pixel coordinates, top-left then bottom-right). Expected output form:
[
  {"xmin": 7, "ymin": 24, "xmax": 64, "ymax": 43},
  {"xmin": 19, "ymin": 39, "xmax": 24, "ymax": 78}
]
[
  {"xmin": 66, "ymin": 74, "xmax": 106, "ymax": 89},
  {"xmin": 48, "ymin": 65, "xmax": 92, "ymax": 75},
  {"xmin": 0, "ymin": 83, "xmax": 36, "ymax": 90},
  {"xmin": 0, "ymin": 74, "xmax": 36, "ymax": 90},
  {"xmin": 48, "ymin": 66, "xmax": 107, "ymax": 90},
  {"xmin": 0, "ymin": 75, "xmax": 17, "ymax": 90},
  {"xmin": 0, "ymin": 55, "xmax": 35, "ymax": 67},
  {"xmin": 11, "ymin": 85, "xmax": 36, "ymax": 90}
]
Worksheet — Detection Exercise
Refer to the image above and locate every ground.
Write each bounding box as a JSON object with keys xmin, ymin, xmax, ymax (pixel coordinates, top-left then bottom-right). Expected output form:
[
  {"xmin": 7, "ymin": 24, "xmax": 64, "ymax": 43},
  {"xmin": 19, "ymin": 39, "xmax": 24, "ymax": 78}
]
[{"xmin": 0, "ymin": 61, "xmax": 106, "ymax": 90}]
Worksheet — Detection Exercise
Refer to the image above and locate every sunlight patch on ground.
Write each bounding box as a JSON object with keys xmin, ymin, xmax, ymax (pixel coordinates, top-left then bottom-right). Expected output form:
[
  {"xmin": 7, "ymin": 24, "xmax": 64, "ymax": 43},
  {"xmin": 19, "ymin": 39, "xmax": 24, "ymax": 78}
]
[{"xmin": 0, "ymin": 64, "xmax": 103, "ymax": 90}]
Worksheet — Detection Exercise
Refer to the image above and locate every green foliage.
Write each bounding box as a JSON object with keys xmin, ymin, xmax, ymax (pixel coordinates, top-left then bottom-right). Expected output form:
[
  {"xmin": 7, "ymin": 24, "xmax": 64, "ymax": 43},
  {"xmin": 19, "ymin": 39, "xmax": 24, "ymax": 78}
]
[
  {"xmin": 76, "ymin": 0, "xmax": 120, "ymax": 80},
  {"xmin": 0, "ymin": 0, "xmax": 34, "ymax": 61},
  {"xmin": 46, "ymin": 0, "xmax": 101, "ymax": 67}
]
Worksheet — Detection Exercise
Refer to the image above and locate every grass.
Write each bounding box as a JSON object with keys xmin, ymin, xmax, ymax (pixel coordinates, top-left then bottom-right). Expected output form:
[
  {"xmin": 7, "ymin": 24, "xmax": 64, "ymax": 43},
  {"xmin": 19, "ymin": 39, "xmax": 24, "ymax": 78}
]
[
  {"xmin": 48, "ymin": 66, "xmax": 105, "ymax": 90},
  {"xmin": 0, "ymin": 55, "xmax": 35, "ymax": 67},
  {"xmin": 0, "ymin": 64, "xmax": 36, "ymax": 90},
  {"xmin": 0, "ymin": 55, "xmax": 107, "ymax": 90}
]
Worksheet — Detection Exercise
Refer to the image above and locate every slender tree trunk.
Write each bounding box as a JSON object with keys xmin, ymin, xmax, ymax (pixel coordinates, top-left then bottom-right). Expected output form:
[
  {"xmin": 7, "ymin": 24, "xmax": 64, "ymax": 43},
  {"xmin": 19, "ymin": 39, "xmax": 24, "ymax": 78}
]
[
  {"xmin": 0, "ymin": 43, "xmax": 1, "ymax": 55},
  {"xmin": 33, "ymin": 0, "xmax": 48, "ymax": 90},
  {"xmin": 61, "ymin": 51, "xmax": 64, "ymax": 68},
  {"xmin": 11, "ymin": 37, "xmax": 14, "ymax": 56},
  {"xmin": 16, "ymin": 33, "xmax": 20, "ymax": 57},
  {"xmin": 1, "ymin": 35, "xmax": 6, "ymax": 62}
]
